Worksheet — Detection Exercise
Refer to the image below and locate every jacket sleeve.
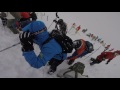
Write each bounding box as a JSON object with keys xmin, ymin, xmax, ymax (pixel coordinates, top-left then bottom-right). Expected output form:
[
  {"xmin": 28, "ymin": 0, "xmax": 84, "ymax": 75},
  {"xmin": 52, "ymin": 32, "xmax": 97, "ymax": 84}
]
[
  {"xmin": 53, "ymin": 53, "xmax": 67, "ymax": 60},
  {"xmin": 67, "ymin": 51, "xmax": 79, "ymax": 60},
  {"xmin": 22, "ymin": 23, "xmax": 31, "ymax": 32},
  {"xmin": 23, "ymin": 46, "xmax": 58, "ymax": 69},
  {"xmin": 22, "ymin": 28, "xmax": 62, "ymax": 68}
]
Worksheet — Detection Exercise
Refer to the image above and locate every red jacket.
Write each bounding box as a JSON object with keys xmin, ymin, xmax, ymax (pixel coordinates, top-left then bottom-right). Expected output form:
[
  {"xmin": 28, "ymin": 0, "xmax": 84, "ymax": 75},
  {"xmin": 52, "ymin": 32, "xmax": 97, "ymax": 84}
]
[
  {"xmin": 68, "ymin": 39, "xmax": 86, "ymax": 60},
  {"xmin": 20, "ymin": 12, "xmax": 30, "ymax": 18},
  {"xmin": 97, "ymin": 52, "xmax": 116, "ymax": 61}
]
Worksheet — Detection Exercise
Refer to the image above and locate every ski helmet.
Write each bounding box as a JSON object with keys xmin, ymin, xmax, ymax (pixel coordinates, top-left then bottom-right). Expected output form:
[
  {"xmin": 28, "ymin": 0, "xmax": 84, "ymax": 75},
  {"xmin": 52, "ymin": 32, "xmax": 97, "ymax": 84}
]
[
  {"xmin": 57, "ymin": 19, "xmax": 64, "ymax": 25},
  {"xmin": 73, "ymin": 39, "xmax": 82, "ymax": 49}
]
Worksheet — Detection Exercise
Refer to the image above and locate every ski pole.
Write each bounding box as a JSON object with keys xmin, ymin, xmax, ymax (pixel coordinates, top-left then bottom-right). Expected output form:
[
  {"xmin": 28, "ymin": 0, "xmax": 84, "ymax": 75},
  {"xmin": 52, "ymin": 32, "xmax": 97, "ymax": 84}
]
[
  {"xmin": 67, "ymin": 23, "xmax": 76, "ymax": 33},
  {"xmin": 83, "ymin": 46, "xmax": 101, "ymax": 60},
  {"xmin": 0, "ymin": 42, "xmax": 20, "ymax": 53},
  {"xmin": 48, "ymin": 12, "xmax": 59, "ymax": 30}
]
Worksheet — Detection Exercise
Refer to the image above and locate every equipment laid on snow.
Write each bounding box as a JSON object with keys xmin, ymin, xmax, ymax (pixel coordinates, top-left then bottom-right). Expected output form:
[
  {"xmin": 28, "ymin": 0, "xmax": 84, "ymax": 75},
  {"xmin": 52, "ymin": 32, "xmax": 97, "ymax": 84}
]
[
  {"xmin": 53, "ymin": 18, "xmax": 67, "ymax": 35},
  {"xmin": 69, "ymin": 62, "xmax": 85, "ymax": 75},
  {"xmin": 57, "ymin": 62, "xmax": 88, "ymax": 78},
  {"xmin": 67, "ymin": 23, "xmax": 76, "ymax": 33},
  {"xmin": 82, "ymin": 29, "xmax": 87, "ymax": 33},
  {"xmin": 83, "ymin": 46, "xmax": 101, "ymax": 60},
  {"xmin": 48, "ymin": 12, "xmax": 59, "ymax": 29}
]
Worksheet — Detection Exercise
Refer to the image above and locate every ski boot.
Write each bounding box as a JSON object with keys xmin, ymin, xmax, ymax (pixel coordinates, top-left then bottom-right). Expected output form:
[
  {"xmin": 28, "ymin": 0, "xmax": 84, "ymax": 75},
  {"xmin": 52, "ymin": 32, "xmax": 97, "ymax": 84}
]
[
  {"xmin": 90, "ymin": 62, "xmax": 94, "ymax": 66},
  {"xmin": 90, "ymin": 58, "xmax": 95, "ymax": 61},
  {"xmin": 48, "ymin": 68, "xmax": 56, "ymax": 75},
  {"xmin": 68, "ymin": 60, "xmax": 75, "ymax": 65}
]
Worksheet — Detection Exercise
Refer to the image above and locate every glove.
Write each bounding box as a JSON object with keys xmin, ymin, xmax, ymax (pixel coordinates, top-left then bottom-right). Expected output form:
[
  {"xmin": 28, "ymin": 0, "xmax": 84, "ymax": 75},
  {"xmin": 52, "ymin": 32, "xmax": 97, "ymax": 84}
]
[
  {"xmin": 19, "ymin": 31, "xmax": 34, "ymax": 52},
  {"xmin": 53, "ymin": 19, "xmax": 57, "ymax": 23}
]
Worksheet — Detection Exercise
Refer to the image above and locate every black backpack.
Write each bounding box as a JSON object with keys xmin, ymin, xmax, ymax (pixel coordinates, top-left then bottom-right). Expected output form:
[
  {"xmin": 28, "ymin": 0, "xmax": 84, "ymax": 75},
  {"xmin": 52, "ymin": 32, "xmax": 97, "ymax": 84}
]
[
  {"xmin": 85, "ymin": 41, "xmax": 94, "ymax": 53},
  {"xmin": 44, "ymin": 30, "xmax": 73, "ymax": 53},
  {"xmin": 30, "ymin": 12, "xmax": 37, "ymax": 21}
]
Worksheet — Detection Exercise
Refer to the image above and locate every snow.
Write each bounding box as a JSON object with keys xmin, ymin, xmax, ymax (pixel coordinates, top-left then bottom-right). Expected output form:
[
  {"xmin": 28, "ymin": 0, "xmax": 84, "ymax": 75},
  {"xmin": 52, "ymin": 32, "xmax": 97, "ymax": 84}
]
[{"xmin": 0, "ymin": 12, "xmax": 120, "ymax": 78}]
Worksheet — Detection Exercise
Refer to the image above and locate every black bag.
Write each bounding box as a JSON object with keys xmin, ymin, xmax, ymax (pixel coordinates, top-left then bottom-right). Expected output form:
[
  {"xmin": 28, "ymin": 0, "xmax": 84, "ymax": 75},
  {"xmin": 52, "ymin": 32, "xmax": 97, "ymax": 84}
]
[
  {"xmin": 54, "ymin": 19, "xmax": 67, "ymax": 35},
  {"xmin": 85, "ymin": 41, "xmax": 94, "ymax": 53},
  {"xmin": 30, "ymin": 12, "xmax": 37, "ymax": 21},
  {"xmin": 50, "ymin": 30, "xmax": 73, "ymax": 53}
]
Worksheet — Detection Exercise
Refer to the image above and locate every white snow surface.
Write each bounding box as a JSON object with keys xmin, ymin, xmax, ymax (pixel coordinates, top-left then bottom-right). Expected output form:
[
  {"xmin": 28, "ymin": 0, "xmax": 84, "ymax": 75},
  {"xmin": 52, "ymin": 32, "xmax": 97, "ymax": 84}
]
[{"xmin": 0, "ymin": 12, "xmax": 120, "ymax": 78}]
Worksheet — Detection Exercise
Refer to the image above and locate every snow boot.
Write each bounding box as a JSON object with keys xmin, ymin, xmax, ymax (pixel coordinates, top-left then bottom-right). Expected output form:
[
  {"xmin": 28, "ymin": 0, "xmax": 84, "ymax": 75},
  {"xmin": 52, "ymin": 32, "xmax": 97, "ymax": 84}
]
[{"xmin": 68, "ymin": 60, "xmax": 75, "ymax": 65}]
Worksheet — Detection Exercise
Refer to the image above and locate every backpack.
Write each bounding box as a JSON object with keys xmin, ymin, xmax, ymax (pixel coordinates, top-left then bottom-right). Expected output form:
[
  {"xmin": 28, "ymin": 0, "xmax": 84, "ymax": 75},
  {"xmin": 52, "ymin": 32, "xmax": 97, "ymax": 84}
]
[
  {"xmin": 57, "ymin": 62, "xmax": 86, "ymax": 78},
  {"xmin": 30, "ymin": 12, "xmax": 37, "ymax": 21},
  {"xmin": 69, "ymin": 62, "xmax": 85, "ymax": 75},
  {"xmin": 85, "ymin": 41, "xmax": 94, "ymax": 53},
  {"xmin": 50, "ymin": 30, "xmax": 73, "ymax": 53}
]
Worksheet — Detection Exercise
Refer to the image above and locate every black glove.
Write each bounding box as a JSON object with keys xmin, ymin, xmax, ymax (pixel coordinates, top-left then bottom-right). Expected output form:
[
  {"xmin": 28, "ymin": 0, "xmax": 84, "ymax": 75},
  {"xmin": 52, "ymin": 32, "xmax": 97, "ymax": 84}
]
[
  {"xmin": 19, "ymin": 31, "xmax": 34, "ymax": 52},
  {"xmin": 53, "ymin": 19, "xmax": 57, "ymax": 23}
]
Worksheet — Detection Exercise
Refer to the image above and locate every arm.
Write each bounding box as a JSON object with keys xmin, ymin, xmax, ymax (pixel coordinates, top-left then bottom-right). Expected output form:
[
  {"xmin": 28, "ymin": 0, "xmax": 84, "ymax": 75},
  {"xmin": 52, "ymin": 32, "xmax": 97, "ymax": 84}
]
[
  {"xmin": 22, "ymin": 22, "xmax": 31, "ymax": 32},
  {"xmin": 68, "ymin": 42, "xmax": 86, "ymax": 60},
  {"xmin": 67, "ymin": 51, "xmax": 79, "ymax": 60},
  {"xmin": 19, "ymin": 32, "xmax": 57, "ymax": 69},
  {"xmin": 23, "ymin": 47, "xmax": 56, "ymax": 69}
]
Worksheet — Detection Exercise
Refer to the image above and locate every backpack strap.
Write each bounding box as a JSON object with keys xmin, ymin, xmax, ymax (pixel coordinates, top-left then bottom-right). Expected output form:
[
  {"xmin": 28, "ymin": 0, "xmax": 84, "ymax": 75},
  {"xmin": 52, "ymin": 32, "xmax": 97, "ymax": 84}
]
[
  {"xmin": 75, "ymin": 71, "xmax": 78, "ymax": 78},
  {"xmin": 63, "ymin": 69, "xmax": 73, "ymax": 76},
  {"xmin": 42, "ymin": 36, "xmax": 53, "ymax": 46},
  {"xmin": 30, "ymin": 21, "xmax": 47, "ymax": 36}
]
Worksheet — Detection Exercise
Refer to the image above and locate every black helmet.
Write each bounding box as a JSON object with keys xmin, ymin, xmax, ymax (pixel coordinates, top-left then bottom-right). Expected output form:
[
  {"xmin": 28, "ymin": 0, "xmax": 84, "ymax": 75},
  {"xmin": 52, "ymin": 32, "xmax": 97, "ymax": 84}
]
[
  {"xmin": 57, "ymin": 19, "xmax": 64, "ymax": 25},
  {"xmin": 73, "ymin": 40, "xmax": 82, "ymax": 49}
]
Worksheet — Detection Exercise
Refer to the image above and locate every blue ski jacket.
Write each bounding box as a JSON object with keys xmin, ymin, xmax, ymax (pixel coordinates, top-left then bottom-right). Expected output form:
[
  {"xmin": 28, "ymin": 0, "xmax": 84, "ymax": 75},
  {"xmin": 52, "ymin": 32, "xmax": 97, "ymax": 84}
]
[{"xmin": 22, "ymin": 21, "xmax": 67, "ymax": 69}]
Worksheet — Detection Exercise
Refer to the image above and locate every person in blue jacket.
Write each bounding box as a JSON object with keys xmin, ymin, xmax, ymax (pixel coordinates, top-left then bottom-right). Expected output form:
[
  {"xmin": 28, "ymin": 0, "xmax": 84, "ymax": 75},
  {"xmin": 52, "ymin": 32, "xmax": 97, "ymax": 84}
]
[{"xmin": 19, "ymin": 21, "xmax": 67, "ymax": 74}]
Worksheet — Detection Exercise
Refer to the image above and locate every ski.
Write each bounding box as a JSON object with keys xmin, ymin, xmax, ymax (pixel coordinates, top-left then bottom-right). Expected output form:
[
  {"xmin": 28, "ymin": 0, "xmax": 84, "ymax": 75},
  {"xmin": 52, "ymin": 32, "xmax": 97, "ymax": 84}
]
[
  {"xmin": 67, "ymin": 23, "xmax": 76, "ymax": 33},
  {"xmin": 75, "ymin": 25, "xmax": 81, "ymax": 34},
  {"xmin": 83, "ymin": 46, "xmax": 101, "ymax": 60}
]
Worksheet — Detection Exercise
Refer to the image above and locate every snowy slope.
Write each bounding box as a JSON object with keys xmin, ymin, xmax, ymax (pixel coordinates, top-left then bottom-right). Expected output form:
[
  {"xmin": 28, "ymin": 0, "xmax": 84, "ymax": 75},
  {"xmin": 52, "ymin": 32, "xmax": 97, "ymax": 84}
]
[{"xmin": 0, "ymin": 12, "xmax": 120, "ymax": 78}]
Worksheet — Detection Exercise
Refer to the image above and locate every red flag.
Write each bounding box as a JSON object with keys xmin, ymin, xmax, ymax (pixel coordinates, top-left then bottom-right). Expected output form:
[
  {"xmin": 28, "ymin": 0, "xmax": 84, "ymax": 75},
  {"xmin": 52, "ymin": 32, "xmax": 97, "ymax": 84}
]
[
  {"xmin": 105, "ymin": 44, "xmax": 111, "ymax": 49},
  {"xmin": 72, "ymin": 23, "xmax": 76, "ymax": 28},
  {"xmin": 76, "ymin": 25, "xmax": 81, "ymax": 31}
]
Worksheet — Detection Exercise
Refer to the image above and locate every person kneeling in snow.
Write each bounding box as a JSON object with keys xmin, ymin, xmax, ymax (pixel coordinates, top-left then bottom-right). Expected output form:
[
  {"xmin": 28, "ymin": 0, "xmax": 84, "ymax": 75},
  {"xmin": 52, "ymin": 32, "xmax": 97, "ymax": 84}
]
[
  {"xmin": 90, "ymin": 50, "xmax": 120, "ymax": 66},
  {"xmin": 19, "ymin": 21, "xmax": 67, "ymax": 74},
  {"xmin": 67, "ymin": 39, "xmax": 94, "ymax": 65}
]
